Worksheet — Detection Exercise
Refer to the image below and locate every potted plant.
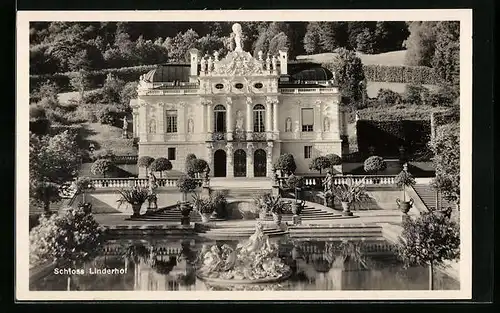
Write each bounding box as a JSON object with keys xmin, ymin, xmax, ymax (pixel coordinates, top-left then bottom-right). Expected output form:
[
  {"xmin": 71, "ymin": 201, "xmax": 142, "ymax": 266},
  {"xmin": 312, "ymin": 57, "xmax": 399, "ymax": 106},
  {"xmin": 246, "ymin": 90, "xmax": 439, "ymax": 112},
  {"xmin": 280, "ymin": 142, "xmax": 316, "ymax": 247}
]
[
  {"xmin": 117, "ymin": 186, "xmax": 150, "ymax": 217},
  {"xmin": 331, "ymin": 177, "xmax": 369, "ymax": 216},
  {"xmin": 268, "ymin": 194, "xmax": 289, "ymax": 226},
  {"xmin": 72, "ymin": 176, "xmax": 95, "ymax": 214},
  {"xmin": 211, "ymin": 190, "xmax": 228, "ymax": 219},
  {"xmin": 363, "ymin": 155, "xmax": 387, "ymax": 184},
  {"xmin": 395, "ymin": 166, "xmax": 416, "ymax": 214},
  {"xmin": 192, "ymin": 193, "xmax": 214, "ymax": 223},
  {"xmin": 286, "ymin": 174, "xmax": 304, "ymax": 215},
  {"xmin": 253, "ymin": 193, "xmax": 272, "ymax": 220},
  {"xmin": 176, "ymin": 175, "xmax": 199, "ymax": 225}
]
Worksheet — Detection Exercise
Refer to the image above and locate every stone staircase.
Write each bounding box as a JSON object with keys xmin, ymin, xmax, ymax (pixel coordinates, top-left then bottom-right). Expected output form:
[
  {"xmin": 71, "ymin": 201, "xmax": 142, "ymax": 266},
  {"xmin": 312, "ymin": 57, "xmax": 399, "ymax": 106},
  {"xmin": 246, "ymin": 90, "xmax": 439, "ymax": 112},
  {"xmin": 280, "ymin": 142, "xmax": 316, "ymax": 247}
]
[
  {"xmin": 260, "ymin": 203, "xmax": 343, "ymax": 222},
  {"xmin": 412, "ymin": 184, "xmax": 452, "ymax": 210},
  {"xmin": 288, "ymin": 224, "xmax": 384, "ymax": 239},
  {"xmin": 198, "ymin": 223, "xmax": 287, "ymax": 238},
  {"xmin": 128, "ymin": 206, "xmax": 202, "ymax": 223}
]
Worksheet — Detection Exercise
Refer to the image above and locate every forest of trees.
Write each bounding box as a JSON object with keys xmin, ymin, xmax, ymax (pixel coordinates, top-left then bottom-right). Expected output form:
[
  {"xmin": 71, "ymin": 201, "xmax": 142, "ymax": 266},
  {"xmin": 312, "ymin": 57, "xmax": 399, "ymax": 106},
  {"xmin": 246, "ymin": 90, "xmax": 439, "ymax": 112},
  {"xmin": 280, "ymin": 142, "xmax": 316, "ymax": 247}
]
[{"xmin": 30, "ymin": 21, "xmax": 410, "ymax": 74}]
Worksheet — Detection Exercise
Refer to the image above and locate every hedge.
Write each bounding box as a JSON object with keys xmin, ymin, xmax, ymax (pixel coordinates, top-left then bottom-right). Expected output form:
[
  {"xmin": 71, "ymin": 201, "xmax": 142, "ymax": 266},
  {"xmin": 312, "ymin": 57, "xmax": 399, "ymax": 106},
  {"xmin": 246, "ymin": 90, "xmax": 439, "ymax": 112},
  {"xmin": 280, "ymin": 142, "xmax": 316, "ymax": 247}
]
[
  {"xmin": 356, "ymin": 120, "xmax": 431, "ymax": 158},
  {"xmin": 431, "ymin": 109, "xmax": 460, "ymax": 127},
  {"xmin": 363, "ymin": 64, "xmax": 441, "ymax": 85},
  {"xmin": 30, "ymin": 65, "xmax": 157, "ymax": 93}
]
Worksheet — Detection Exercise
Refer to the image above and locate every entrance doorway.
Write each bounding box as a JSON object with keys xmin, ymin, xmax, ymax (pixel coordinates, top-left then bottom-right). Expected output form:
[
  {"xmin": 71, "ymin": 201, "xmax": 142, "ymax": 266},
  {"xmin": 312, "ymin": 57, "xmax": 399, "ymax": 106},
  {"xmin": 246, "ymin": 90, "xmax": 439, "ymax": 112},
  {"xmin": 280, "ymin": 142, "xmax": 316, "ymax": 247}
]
[
  {"xmin": 233, "ymin": 149, "xmax": 247, "ymax": 177},
  {"xmin": 254, "ymin": 149, "xmax": 267, "ymax": 177},
  {"xmin": 213, "ymin": 149, "xmax": 227, "ymax": 177}
]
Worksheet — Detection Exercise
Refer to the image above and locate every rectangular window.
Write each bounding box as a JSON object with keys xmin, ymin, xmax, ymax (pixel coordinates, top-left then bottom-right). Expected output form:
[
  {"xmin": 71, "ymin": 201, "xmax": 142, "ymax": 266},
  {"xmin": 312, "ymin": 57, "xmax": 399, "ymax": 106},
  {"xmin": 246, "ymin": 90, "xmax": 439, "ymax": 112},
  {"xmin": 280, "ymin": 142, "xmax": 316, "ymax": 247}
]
[
  {"xmin": 253, "ymin": 110, "xmax": 265, "ymax": 132},
  {"xmin": 301, "ymin": 108, "xmax": 314, "ymax": 132},
  {"xmin": 166, "ymin": 110, "xmax": 178, "ymax": 133},
  {"xmin": 304, "ymin": 146, "xmax": 312, "ymax": 159},
  {"xmin": 168, "ymin": 148, "xmax": 176, "ymax": 160}
]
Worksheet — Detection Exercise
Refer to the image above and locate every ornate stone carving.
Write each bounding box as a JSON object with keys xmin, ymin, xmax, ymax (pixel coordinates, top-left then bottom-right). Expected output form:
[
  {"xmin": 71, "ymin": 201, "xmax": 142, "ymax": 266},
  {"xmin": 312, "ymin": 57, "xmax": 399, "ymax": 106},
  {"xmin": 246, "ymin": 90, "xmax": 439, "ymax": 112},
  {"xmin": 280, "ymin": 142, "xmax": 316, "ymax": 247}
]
[
  {"xmin": 246, "ymin": 96, "xmax": 252, "ymax": 105},
  {"xmin": 188, "ymin": 118, "xmax": 194, "ymax": 133},
  {"xmin": 148, "ymin": 119, "xmax": 157, "ymax": 134},
  {"xmin": 285, "ymin": 117, "xmax": 292, "ymax": 132},
  {"xmin": 232, "ymin": 23, "xmax": 244, "ymax": 52},
  {"xmin": 226, "ymin": 97, "xmax": 232, "ymax": 105},
  {"xmin": 323, "ymin": 117, "xmax": 330, "ymax": 132},
  {"xmin": 211, "ymin": 51, "xmax": 266, "ymax": 76},
  {"xmin": 225, "ymin": 143, "xmax": 234, "ymax": 155},
  {"xmin": 201, "ymin": 98, "xmax": 213, "ymax": 106},
  {"xmin": 315, "ymin": 99, "xmax": 322, "ymax": 106},
  {"xmin": 235, "ymin": 110, "xmax": 244, "ymax": 131}
]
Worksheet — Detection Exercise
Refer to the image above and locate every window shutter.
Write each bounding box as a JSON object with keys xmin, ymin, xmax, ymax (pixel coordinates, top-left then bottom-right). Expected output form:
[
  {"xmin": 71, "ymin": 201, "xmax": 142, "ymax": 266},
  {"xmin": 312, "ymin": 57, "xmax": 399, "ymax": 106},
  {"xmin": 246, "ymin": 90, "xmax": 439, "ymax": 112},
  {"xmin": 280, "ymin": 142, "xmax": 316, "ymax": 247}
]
[{"xmin": 301, "ymin": 108, "xmax": 314, "ymax": 125}]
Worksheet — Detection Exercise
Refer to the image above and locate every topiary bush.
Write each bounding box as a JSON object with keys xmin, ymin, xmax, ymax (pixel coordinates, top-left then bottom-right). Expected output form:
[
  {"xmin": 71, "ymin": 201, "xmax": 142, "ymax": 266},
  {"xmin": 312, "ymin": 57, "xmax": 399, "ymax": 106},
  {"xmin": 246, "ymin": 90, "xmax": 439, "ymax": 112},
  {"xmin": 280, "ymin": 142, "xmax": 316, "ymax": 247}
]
[
  {"xmin": 149, "ymin": 157, "xmax": 172, "ymax": 177},
  {"xmin": 326, "ymin": 153, "xmax": 342, "ymax": 167},
  {"xmin": 363, "ymin": 156, "xmax": 387, "ymax": 174},
  {"xmin": 274, "ymin": 153, "xmax": 297, "ymax": 176},
  {"xmin": 138, "ymin": 156, "xmax": 155, "ymax": 173},
  {"xmin": 309, "ymin": 156, "xmax": 331, "ymax": 174}
]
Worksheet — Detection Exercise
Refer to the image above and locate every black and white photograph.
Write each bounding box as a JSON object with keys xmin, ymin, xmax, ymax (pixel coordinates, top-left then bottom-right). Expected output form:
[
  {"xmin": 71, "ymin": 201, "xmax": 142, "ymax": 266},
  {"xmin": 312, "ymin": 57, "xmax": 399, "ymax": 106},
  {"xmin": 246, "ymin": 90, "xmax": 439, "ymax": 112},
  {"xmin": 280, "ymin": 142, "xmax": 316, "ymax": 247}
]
[{"xmin": 16, "ymin": 9, "xmax": 472, "ymax": 300}]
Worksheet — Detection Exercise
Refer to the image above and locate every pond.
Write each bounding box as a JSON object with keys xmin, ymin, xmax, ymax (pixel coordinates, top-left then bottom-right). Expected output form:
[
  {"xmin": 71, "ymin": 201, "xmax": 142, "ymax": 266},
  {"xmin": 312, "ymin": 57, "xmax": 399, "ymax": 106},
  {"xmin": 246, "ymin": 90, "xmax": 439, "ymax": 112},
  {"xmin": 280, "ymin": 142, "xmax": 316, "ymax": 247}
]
[{"xmin": 30, "ymin": 236, "xmax": 459, "ymax": 291}]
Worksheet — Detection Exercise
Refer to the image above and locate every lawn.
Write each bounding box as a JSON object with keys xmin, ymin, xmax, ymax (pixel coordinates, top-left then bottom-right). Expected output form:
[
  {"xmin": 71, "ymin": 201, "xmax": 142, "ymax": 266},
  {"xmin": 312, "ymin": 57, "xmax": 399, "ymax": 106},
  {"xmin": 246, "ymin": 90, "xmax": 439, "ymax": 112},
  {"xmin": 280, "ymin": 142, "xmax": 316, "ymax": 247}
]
[
  {"xmin": 296, "ymin": 50, "xmax": 408, "ymax": 66},
  {"xmin": 82, "ymin": 122, "xmax": 137, "ymax": 155},
  {"xmin": 366, "ymin": 82, "xmax": 439, "ymax": 98}
]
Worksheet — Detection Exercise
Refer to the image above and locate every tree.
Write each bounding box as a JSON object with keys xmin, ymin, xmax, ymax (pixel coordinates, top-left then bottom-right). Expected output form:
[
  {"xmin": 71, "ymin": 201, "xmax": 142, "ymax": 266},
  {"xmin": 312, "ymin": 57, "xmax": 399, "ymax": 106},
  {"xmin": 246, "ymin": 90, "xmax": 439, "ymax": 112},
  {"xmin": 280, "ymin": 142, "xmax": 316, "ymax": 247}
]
[
  {"xmin": 190, "ymin": 158, "xmax": 210, "ymax": 177},
  {"xmin": 149, "ymin": 157, "xmax": 172, "ymax": 178},
  {"xmin": 303, "ymin": 22, "xmax": 322, "ymax": 54},
  {"xmin": 185, "ymin": 154, "xmax": 197, "ymax": 176},
  {"xmin": 90, "ymin": 159, "xmax": 114, "ymax": 178},
  {"xmin": 29, "ymin": 105, "xmax": 51, "ymax": 136},
  {"xmin": 29, "ymin": 207, "xmax": 105, "ymax": 267},
  {"xmin": 429, "ymin": 123, "xmax": 460, "ymax": 206},
  {"xmin": 268, "ymin": 32, "xmax": 290, "ymax": 56},
  {"xmin": 404, "ymin": 21, "xmax": 438, "ymax": 67},
  {"xmin": 120, "ymin": 81, "xmax": 138, "ymax": 105},
  {"xmin": 363, "ymin": 156, "xmax": 387, "ymax": 174},
  {"xmin": 432, "ymin": 21, "xmax": 460, "ymax": 88},
  {"xmin": 274, "ymin": 153, "xmax": 297, "ymax": 176},
  {"xmin": 71, "ymin": 176, "xmax": 95, "ymax": 203},
  {"xmin": 397, "ymin": 211, "xmax": 460, "ymax": 290},
  {"xmin": 324, "ymin": 48, "xmax": 366, "ymax": 106},
  {"xmin": 70, "ymin": 69, "xmax": 91, "ymax": 103},
  {"xmin": 137, "ymin": 156, "xmax": 155, "ymax": 175},
  {"xmin": 167, "ymin": 29, "xmax": 199, "ymax": 62},
  {"xmin": 326, "ymin": 153, "xmax": 342, "ymax": 169},
  {"xmin": 355, "ymin": 28, "xmax": 377, "ymax": 54},
  {"xmin": 309, "ymin": 156, "xmax": 331, "ymax": 174},
  {"xmin": 30, "ymin": 131, "xmax": 82, "ymax": 213}
]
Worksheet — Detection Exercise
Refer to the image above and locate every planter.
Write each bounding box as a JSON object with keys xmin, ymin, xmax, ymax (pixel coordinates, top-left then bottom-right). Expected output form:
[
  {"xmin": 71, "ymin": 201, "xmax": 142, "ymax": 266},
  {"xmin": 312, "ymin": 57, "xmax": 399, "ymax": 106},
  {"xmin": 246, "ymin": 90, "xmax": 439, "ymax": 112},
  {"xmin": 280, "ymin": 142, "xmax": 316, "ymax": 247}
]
[
  {"xmin": 396, "ymin": 198, "xmax": 414, "ymax": 214},
  {"xmin": 341, "ymin": 202, "xmax": 353, "ymax": 216},
  {"xmin": 181, "ymin": 216, "xmax": 191, "ymax": 226},
  {"xmin": 200, "ymin": 213, "xmax": 211, "ymax": 223},
  {"xmin": 131, "ymin": 204, "xmax": 142, "ymax": 217},
  {"xmin": 179, "ymin": 202, "xmax": 192, "ymax": 217},
  {"xmin": 291, "ymin": 202, "xmax": 301, "ymax": 215},
  {"xmin": 272, "ymin": 213, "xmax": 282, "ymax": 225}
]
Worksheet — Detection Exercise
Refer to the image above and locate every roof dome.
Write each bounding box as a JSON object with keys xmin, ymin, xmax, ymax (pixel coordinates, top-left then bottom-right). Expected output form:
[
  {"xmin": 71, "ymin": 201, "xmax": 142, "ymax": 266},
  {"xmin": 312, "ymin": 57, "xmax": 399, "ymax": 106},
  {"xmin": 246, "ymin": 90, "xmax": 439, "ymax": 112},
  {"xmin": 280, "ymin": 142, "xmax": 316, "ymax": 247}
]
[
  {"xmin": 143, "ymin": 64, "xmax": 191, "ymax": 83},
  {"xmin": 289, "ymin": 64, "xmax": 333, "ymax": 81}
]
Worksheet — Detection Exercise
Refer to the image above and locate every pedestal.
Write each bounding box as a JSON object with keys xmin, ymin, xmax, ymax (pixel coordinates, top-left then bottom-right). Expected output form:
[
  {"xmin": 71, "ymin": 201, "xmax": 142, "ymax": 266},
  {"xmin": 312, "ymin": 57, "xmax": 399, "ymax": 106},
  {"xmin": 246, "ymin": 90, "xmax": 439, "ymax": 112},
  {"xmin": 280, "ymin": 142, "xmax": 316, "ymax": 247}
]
[
  {"xmin": 181, "ymin": 216, "xmax": 191, "ymax": 226},
  {"xmin": 122, "ymin": 129, "xmax": 128, "ymax": 139},
  {"xmin": 292, "ymin": 215, "xmax": 302, "ymax": 225}
]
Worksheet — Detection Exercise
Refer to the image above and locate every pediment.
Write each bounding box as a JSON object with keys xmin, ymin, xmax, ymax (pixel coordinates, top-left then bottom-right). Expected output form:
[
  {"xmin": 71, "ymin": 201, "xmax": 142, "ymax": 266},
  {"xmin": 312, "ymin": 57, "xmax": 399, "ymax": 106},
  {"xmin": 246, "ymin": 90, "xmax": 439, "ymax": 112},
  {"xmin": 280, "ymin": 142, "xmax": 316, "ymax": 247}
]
[{"xmin": 212, "ymin": 51, "xmax": 266, "ymax": 77}]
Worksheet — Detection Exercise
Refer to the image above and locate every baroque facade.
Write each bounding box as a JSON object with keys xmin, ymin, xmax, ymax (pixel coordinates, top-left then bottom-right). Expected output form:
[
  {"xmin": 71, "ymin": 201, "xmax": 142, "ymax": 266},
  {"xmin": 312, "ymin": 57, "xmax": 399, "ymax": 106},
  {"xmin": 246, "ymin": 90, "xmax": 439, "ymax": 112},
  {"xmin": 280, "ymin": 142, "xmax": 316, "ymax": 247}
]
[{"xmin": 131, "ymin": 23, "xmax": 347, "ymax": 178}]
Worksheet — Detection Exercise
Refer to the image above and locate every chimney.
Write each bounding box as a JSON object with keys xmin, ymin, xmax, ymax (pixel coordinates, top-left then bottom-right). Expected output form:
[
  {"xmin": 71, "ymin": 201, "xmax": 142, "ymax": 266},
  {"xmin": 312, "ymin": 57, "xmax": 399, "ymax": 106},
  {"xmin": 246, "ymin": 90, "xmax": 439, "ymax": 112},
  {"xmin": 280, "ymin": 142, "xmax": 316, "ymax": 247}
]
[
  {"xmin": 279, "ymin": 50, "xmax": 288, "ymax": 75},
  {"xmin": 189, "ymin": 48, "xmax": 199, "ymax": 77}
]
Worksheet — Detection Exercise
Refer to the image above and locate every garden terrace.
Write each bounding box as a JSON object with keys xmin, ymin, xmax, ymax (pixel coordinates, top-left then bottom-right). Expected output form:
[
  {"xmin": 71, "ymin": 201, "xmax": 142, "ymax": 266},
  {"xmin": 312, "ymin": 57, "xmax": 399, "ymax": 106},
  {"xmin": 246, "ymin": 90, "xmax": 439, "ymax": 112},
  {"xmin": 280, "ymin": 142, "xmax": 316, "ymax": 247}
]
[{"xmin": 90, "ymin": 177, "xmax": 203, "ymax": 189}]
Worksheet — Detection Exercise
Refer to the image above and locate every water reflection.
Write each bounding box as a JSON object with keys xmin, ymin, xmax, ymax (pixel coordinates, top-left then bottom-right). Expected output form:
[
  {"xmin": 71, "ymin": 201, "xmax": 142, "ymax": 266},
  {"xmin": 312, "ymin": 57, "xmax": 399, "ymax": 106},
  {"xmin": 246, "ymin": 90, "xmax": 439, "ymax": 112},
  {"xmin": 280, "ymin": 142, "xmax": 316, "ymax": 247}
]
[{"xmin": 30, "ymin": 237, "xmax": 459, "ymax": 291}]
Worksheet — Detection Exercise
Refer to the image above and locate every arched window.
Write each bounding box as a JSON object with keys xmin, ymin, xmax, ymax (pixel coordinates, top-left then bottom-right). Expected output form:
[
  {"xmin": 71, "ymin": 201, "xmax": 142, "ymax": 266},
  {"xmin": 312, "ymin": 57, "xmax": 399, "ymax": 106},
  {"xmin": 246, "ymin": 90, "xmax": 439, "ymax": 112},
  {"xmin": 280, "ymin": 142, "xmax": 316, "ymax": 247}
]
[
  {"xmin": 253, "ymin": 104, "xmax": 265, "ymax": 133},
  {"xmin": 214, "ymin": 105, "xmax": 226, "ymax": 133}
]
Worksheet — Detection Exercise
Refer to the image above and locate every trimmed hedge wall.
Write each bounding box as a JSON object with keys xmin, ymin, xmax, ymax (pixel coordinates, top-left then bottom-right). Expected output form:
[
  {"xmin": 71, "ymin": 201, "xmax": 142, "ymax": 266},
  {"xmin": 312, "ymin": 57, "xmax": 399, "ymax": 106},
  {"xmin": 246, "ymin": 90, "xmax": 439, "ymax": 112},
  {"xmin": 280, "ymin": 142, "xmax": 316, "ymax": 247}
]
[
  {"xmin": 356, "ymin": 120, "xmax": 431, "ymax": 158},
  {"xmin": 363, "ymin": 64, "xmax": 441, "ymax": 85},
  {"xmin": 30, "ymin": 65, "xmax": 157, "ymax": 92}
]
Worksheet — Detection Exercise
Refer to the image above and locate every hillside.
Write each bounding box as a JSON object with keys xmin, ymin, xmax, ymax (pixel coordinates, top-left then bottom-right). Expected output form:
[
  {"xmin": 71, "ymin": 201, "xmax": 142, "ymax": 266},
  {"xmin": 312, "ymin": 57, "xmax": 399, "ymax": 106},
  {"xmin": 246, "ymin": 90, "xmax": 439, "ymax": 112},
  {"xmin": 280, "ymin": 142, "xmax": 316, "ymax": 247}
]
[{"xmin": 297, "ymin": 50, "xmax": 407, "ymax": 66}]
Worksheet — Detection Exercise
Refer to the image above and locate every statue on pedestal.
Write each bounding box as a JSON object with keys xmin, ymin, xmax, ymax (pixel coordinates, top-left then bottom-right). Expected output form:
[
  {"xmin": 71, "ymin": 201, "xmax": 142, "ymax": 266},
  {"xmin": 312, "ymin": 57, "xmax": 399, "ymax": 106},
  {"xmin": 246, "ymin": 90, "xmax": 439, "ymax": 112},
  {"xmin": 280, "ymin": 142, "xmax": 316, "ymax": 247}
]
[
  {"xmin": 285, "ymin": 117, "xmax": 292, "ymax": 132},
  {"xmin": 232, "ymin": 23, "xmax": 243, "ymax": 52},
  {"xmin": 147, "ymin": 170, "xmax": 158, "ymax": 211}
]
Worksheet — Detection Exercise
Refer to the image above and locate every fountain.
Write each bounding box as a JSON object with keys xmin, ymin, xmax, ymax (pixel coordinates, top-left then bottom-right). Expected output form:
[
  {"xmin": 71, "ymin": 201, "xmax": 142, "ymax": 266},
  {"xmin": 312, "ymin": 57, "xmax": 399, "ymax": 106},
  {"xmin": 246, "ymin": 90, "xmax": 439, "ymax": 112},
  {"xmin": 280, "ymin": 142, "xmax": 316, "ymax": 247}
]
[{"xmin": 196, "ymin": 222, "xmax": 292, "ymax": 284}]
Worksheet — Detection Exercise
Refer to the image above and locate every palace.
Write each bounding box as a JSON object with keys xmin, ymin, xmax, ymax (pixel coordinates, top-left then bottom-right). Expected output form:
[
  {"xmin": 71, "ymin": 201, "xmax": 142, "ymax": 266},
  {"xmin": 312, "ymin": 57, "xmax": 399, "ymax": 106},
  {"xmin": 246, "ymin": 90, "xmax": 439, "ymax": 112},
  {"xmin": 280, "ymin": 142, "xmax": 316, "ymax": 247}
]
[{"xmin": 130, "ymin": 23, "xmax": 348, "ymax": 178}]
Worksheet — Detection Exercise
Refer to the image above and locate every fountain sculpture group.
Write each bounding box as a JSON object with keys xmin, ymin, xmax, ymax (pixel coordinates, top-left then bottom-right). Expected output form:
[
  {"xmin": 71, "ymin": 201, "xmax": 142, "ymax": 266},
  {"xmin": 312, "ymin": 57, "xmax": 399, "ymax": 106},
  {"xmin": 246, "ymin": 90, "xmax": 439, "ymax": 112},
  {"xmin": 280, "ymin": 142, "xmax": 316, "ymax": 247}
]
[{"xmin": 196, "ymin": 222, "xmax": 292, "ymax": 284}]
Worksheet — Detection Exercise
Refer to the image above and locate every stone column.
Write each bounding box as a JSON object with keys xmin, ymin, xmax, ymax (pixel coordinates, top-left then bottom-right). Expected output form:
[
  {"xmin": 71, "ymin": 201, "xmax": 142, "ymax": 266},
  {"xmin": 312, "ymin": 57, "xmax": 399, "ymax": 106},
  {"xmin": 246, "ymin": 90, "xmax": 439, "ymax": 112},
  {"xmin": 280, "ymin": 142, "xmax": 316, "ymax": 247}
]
[
  {"xmin": 246, "ymin": 97, "xmax": 253, "ymax": 140},
  {"xmin": 201, "ymin": 101, "xmax": 207, "ymax": 134},
  {"xmin": 226, "ymin": 97, "xmax": 233, "ymax": 141},
  {"xmin": 157, "ymin": 102, "xmax": 165, "ymax": 141},
  {"xmin": 206, "ymin": 100, "xmax": 213, "ymax": 141},
  {"xmin": 132, "ymin": 112, "xmax": 139, "ymax": 137},
  {"xmin": 266, "ymin": 141, "xmax": 274, "ymax": 178},
  {"xmin": 265, "ymin": 97, "xmax": 272, "ymax": 140},
  {"xmin": 206, "ymin": 143, "xmax": 214, "ymax": 176},
  {"xmin": 273, "ymin": 100, "xmax": 279, "ymax": 139},
  {"xmin": 226, "ymin": 143, "xmax": 234, "ymax": 178},
  {"xmin": 315, "ymin": 100, "xmax": 322, "ymax": 140},
  {"xmin": 140, "ymin": 102, "xmax": 149, "ymax": 142},
  {"xmin": 246, "ymin": 142, "xmax": 254, "ymax": 178}
]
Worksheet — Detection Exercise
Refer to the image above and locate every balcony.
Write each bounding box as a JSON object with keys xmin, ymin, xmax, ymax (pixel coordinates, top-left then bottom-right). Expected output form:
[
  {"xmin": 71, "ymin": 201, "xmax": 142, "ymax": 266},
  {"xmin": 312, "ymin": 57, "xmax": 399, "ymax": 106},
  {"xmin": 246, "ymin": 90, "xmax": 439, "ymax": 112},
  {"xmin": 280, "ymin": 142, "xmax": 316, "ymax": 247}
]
[
  {"xmin": 207, "ymin": 131, "xmax": 277, "ymax": 142},
  {"xmin": 212, "ymin": 132, "xmax": 227, "ymax": 142}
]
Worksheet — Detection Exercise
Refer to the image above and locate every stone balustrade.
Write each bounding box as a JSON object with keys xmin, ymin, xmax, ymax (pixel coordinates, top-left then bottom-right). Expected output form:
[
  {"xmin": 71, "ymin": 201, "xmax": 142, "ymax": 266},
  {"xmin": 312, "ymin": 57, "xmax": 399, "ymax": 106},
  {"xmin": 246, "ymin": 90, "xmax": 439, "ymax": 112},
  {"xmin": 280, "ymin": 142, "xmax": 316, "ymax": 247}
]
[
  {"xmin": 277, "ymin": 174, "xmax": 397, "ymax": 189},
  {"xmin": 279, "ymin": 87, "xmax": 338, "ymax": 94},
  {"xmin": 90, "ymin": 178, "xmax": 202, "ymax": 189}
]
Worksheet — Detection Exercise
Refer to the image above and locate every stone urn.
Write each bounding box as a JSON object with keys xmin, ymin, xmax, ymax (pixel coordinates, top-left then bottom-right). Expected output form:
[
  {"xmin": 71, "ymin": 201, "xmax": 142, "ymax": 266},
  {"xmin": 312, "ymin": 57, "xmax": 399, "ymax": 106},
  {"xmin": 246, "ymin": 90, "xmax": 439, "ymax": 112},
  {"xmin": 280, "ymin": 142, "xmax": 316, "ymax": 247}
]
[
  {"xmin": 200, "ymin": 213, "xmax": 211, "ymax": 223},
  {"xmin": 131, "ymin": 204, "xmax": 142, "ymax": 217},
  {"xmin": 341, "ymin": 202, "xmax": 353, "ymax": 216},
  {"xmin": 397, "ymin": 198, "xmax": 414, "ymax": 214}
]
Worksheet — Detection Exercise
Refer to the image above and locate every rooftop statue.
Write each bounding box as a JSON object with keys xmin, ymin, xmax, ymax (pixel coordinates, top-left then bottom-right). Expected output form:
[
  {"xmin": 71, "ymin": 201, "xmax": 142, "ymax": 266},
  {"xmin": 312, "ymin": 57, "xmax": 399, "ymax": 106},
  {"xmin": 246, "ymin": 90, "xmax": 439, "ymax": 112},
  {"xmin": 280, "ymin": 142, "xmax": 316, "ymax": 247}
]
[{"xmin": 232, "ymin": 23, "xmax": 243, "ymax": 52}]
